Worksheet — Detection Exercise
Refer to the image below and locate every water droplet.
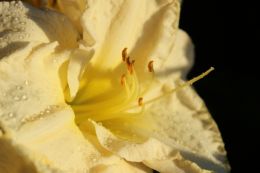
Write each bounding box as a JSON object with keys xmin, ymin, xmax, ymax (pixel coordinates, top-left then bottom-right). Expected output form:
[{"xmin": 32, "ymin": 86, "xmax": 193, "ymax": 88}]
[
  {"xmin": 97, "ymin": 122, "xmax": 103, "ymax": 126},
  {"xmin": 21, "ymin": 118, "xmax": 27, "ymax": 123},
  {"xmin": 13, "ymin": 17, "xmax": 19, "ymax": 22},
  {"xmin": 8, "ymin": 112, "xmax": 14, "ymax": 118},
  {"xmin": 14, "ymin": 96, "xmax": 20, "ymax": 101},
  {"xmin": 40, "ymin": 111, "xmax": 44, "ymax": 115},
  {"xmin": 21, "ymin": 95, "xmax": 27, "ymax": 100},
  {"xmin": 92, "ymin": 158, "xmax": 97, "ymax": 162},
  {"xmin": 16, "ymin": 86, "xmax": 23, "ymax": 90},
  {"xmin": 45, "ymin": 109, "xmax": 51, "ymax": 114},
  {"xmin": 18, "ymin": 35, "xmax": 24, "ymax": 39},
  {"xmin": 24, "ymin": 80, "xmax": 29, "ymax": 85}
]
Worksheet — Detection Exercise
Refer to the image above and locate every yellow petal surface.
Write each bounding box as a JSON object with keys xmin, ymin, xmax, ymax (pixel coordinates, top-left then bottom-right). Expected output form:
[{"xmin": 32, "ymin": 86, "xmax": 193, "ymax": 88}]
[
  {"xmin": 0, "ymin": 36, "xmax": 140, "ymax": 173},
  {"xmin": 0, "ymin": 1, "xmax": 79, "ymax": 58},
  {"xmin": 144, "ymin": 153, "xmax": 213, "ymax": 173},
  {"xmin": 0, "ymin": 42, "xmax": 68, "ymax": 131},
  {"xmin": 55, "ymin": 0, "xmax": 86, "ymax": 32},
  {"xmin": 89, "ymin": 83, "xmax": 229, "ymax": 172},
  {"xmin": 154, "ymin": 29, "xmax": 194, "ymax": 81},
  {"xmin": 0, "ymin": 1, "xmax": 230, "ymax": 173},
  {"xmin": 77, "ymin": 28, "xmax": 229, "ymax": 172},
  {"xmin": 0, "ymin": 3, "xmax": 152, "ymax": 172},
  {"xmin": 81, "ymin": 0, "xmax": 180, "ymax": 70},
  {"xmin": 65, "ymin": 48, "xmax": 93, "ymax": 100},
  {"xmin": 144, "ymin": 82, "xmax": 230, "ymax": 173},
  {"xmin": 0, "ymin": 38, "xmax": 98, "ymax": 172},
  {"xmin": 22, "ymin": 0, "xmax": 86, "ymax": 32}
]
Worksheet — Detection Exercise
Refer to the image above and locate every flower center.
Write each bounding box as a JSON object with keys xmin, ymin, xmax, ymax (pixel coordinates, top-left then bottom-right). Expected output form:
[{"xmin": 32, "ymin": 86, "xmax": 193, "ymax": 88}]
[
  {"xmin": 67, "ymin": 48, "xmax": 214, "ymax": 140},
  {"xmin": 69, "ymin": 48, "xmax": 143, "ymax": 125}
]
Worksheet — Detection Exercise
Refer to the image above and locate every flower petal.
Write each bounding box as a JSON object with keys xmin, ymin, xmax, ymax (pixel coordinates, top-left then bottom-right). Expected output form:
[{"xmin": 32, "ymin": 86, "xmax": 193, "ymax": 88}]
[
  {"xmin": 0, "ymin": 41, "xmax": 106, "ymax": 171},
  {"xmin": 79, "ymin": 120, "xmax": 153, "ymax": 173},
  {"xmin": 154, "ymin": 29, "xmax": 194, "ymax": 81},
  {"xmin": 1, "ymin": 106, "xmax": 103, "ymax": 173},
  {"xmin": 89, "ymin": 120, "xmax": 172, "ymax": 162},
  {"xmin": 81, "ymin": 0, "xmax": 180, "ymax": 69},
  {"xmin": 90, "ymin": 157, "xmax": 152, "ymax": 173},
  {"xmin": 65, "ymin": 48, "xmax": 93, "ymax": 100},
  {"xmin": 130, "ymin": 2, "xmax": 181, "ymax": 78},
  {"xmin": 0, "ymin": 1, "xmax": 79, "ymax": 58},
  {"xmin": 55, "ymin": 0, "xmax": 86, "ymax": 32},
  {"xmin": 144, "ymin": 153, "xmax": 213, "ymax": 173},
  {"xmin": 88, "ymin": 81, "xmax": 229, "ymax": 172},
  {"xmin": 0, "ymin": 137, "xmax": 63, "ymax": 173},
  {"xmin": 0, "ymin": 41, "xmax": 68, "ymax": 131},
  {"xmin": 145, "ymin": 82, "xmax": 230, "ymax": 172}
]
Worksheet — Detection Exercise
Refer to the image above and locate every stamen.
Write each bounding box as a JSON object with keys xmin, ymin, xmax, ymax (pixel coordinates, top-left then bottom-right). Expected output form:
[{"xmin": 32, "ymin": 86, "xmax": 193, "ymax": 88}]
[
  {"xmin": 120, "ymin": 74, "xmax": 126, "ymax": 86},
  {"xmin": 142, "ymin": 67, "xmax": 214, "ymax": 105},
  {"xmin": 138, "ymin": 97, "xmax": 143, "ymax": 106},
  {"xmin": 122, "ymin": 48, "xmax": 128, "ymax": 62},
  {"xmin": 126, "ymin": 57, "xmax": 135, "ymax": 74},
  {"xmin": 126, "ymin": 57, "xmax": 131, "ymax": 66},
  {"xmin": 148, "ymin": 60, "xmax": 154, "ymax": 73}
]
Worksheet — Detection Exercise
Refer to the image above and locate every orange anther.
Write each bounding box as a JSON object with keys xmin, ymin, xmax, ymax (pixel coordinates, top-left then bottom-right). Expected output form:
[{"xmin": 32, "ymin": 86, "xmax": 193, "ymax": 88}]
[
  {"xmin": 126, "ymin": 57, "xmax": 135, "ymax": 74},
  {"xmin": 138, "ymin": 97, "xmax": 143, "ymax": 106},
  {"xmin": 126, "ymin": 57, "xmax": 131, "ymax": 66},
  {"xmin": 122, "ymin": 48, "xmax": 128, "ymax": 62},
  {"xmin": 148, "ymin": 60, "xmax": 154, "ymax": 72}
]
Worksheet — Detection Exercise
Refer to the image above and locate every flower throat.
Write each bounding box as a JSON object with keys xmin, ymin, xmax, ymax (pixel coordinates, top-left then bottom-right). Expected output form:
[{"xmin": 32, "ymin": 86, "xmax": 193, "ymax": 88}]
[{"xmin": 68, "ymin": 48, "xmax": 214, "ymax": 125}]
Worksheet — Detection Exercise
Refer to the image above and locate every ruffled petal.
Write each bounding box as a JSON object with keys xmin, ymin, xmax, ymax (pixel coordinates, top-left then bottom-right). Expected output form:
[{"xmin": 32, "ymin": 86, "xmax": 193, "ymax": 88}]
[
  {"xmin": 90, "ymin": 157, "xmax": 152, "ymax": 173},
  {"xmin": 0, "ymin": 1, "xmax": 78, "ymax": 58},
  {"xmin": 144, "ymin": 153, "xmax": 213, "ymax": 173},
  {"xmin": 79, "ymin": 120, "xmax": 153, "ymax": 173},
  {"xmin": 81, "ymin": 0, "xmax": 180, "ymax": 69},
  {"xmin": 89, "ymin": 120, "xmax": 172, "ymax": 162},
  {"xmin": 145, "ymin": 81, "xmax": 230, "ymax": 172},
  {"xmin": 0, "ymin": 42, "xmax": 70, "ymax": 132},
  {"xmin": 88, "ymin": 81, "xmax": 229, "ymax": 172},
  {"xmin": 1, "ymin": 107, "xmax": 103, "ymax": 173}
]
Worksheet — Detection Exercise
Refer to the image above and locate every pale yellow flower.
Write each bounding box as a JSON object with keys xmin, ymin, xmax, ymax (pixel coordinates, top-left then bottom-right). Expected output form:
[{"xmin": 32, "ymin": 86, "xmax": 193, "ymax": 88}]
[{"xmin": 0, "ymin": 1, "xmax": 229, "ymax": 173}]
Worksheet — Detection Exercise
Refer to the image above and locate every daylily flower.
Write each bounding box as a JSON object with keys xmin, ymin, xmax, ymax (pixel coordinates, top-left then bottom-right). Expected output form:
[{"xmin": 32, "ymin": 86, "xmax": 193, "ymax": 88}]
[{"xmin": 0, "ymin": 1, "xmax": 230, "ymax": 173}]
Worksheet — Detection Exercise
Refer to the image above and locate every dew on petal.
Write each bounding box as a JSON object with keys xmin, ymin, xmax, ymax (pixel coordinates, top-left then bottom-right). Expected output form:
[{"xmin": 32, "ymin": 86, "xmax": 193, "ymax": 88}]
[
  {"xmin": 13, "ymin": 96, "xmax": 20, "ymax": 101},
  {"xmin": 8, "ymin": 112, "xmax": 14, "ymax": 118},
  {"xmin": 21, "ymin": 95, "xmax": 27, "ymax": 100}
]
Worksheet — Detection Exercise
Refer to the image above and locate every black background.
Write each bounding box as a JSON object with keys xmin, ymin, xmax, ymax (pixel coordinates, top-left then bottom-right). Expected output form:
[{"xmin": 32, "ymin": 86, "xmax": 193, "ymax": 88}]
[{"xmin": 180, "ymin": 0, "xmax": 259, "ymax": 173}]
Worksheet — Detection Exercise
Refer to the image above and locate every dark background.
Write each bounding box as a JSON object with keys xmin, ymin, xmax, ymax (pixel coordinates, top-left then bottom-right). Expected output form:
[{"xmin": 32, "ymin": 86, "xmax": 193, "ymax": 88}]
[{"xmin": 180, "ymin": 0, "xmax": 259, "ymax": 173}]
